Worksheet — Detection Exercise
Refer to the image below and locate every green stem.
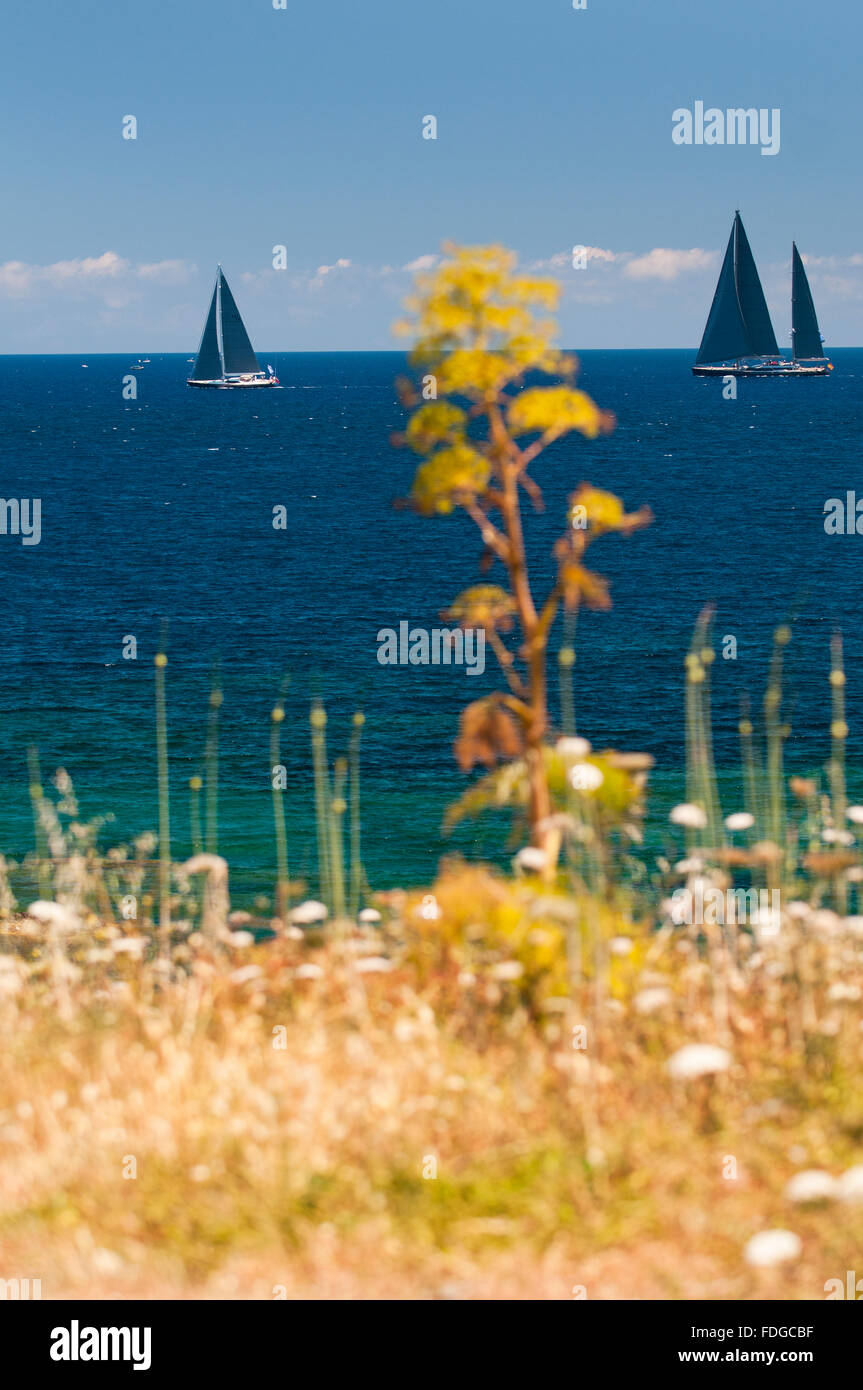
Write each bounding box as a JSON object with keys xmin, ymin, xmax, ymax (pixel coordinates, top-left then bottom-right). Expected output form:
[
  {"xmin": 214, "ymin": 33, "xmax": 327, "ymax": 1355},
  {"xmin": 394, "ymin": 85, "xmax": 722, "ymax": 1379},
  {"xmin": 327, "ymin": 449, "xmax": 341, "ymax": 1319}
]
[
  {"xmin": 310, "ymin": 702, "xmax": 332, "ymax": 908},
  {"xmin": 27, "ymin": 745, "xmax": 51, "ymax": 899},
  {"xmin": 155, "ymin": 652, "xmax": 171, "ymax": 937},
  {"xmin": 205, "ymin": 669, "xmax": 222, "ymax": 855},
  {"xmin": 329, "ymin": 757, "xmax": 347, "ymax": 922},
  {"xmin": 349, "ymin": 712, "xmax": 365, "ymax": 918},
  {"xmin": 189, "ymin": 776, "xmax": 203, "ymax": 856},
  {"xmin": 270, "ymin": 704, "xmax": 290, "ymax": 920}
]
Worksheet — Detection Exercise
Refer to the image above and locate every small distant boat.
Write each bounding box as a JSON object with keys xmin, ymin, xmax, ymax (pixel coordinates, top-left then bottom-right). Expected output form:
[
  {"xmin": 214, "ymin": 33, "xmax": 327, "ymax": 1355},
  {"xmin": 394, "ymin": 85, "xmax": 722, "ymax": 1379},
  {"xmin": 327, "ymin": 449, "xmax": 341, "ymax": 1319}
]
[
  {"xmin": 131, "ymin": 359, "xmax": 147, "ymax": 370},
  {"xmin": 187, "ymin": 266, "xmax": 278, "ymax": 389},
  {"xmin": 693, "ymin": 212, "xmax": 832, "ymax": 377}
]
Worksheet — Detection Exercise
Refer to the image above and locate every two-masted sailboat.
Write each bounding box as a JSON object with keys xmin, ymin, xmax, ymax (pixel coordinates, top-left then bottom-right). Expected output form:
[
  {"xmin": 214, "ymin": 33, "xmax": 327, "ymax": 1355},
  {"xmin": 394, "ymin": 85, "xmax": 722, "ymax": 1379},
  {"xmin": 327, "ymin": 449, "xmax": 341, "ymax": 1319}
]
[
  {"xmin": 187, "ymin": 267, "xmax": 279, "ymax": 388},
  {"xmin": 693, "ymin": 212, "xmax": 832, "ymax": 377}
]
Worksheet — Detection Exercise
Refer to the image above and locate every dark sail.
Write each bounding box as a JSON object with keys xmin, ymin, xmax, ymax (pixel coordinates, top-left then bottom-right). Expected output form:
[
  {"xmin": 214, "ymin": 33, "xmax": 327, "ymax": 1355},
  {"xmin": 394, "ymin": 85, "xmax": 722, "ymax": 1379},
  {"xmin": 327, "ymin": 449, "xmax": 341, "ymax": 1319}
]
[
  {"xmin": 191, "ymin": 278, "xmax": 222, "ymax": 381},
  {"xmin": 696, "ymin": 224, "xmax": 750, "ymax": 365},
  {"xmin": 218, "ymin": 270, "xmax": 261, "ymax": 375},
  {"xmin": 696, "ymin": 212, "xmax": 779, "ymax": 364},
  {"xmin": 734, "ymin": 214, "xmax": 779, "ymax": 356},
  {"xmin": 791, "ymin": 243, "xmax": 824, "ymax": 359}
]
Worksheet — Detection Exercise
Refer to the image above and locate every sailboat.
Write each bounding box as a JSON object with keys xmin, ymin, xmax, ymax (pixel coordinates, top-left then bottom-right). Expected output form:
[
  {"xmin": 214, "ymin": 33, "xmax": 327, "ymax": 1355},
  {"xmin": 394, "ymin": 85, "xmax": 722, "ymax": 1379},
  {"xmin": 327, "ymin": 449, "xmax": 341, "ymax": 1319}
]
[
  {"xmin": 693, "ymin": 212, "xmax": 832, "ymax": 377},
  {"xmin": 187, "ymin": 266, "xmax": 279, "ymax": 388}
]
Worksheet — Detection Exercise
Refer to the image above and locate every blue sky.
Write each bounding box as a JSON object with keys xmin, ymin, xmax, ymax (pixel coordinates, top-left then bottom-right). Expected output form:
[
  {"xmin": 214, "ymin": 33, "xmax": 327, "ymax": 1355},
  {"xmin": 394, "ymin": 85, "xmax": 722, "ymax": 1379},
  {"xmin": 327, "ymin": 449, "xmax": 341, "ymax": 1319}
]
[{"xmin": 1, "ymin": 0, "xmax": 860, "ymax": 351}]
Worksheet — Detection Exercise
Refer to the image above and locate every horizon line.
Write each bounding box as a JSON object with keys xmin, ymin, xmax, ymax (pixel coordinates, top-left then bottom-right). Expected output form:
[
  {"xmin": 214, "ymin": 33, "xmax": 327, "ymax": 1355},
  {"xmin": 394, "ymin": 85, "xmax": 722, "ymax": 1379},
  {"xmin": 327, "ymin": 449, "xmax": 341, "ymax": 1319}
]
[{"xmin": 1, "ymin": 346, "xmax": 860, "ymax": 356}]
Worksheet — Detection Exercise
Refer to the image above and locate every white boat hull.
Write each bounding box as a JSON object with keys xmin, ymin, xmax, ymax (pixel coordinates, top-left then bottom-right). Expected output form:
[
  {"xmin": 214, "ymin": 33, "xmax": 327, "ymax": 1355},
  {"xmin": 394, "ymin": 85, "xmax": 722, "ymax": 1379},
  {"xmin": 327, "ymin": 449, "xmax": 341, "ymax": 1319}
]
[{"xmin": 187, "ymin": 374, "xmax": 280, "ymax": 389}]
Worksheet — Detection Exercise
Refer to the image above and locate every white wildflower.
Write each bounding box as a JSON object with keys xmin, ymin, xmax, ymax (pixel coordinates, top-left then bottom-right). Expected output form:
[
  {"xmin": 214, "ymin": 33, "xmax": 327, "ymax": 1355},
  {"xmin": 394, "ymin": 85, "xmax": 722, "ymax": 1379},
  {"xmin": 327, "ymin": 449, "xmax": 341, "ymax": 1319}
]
[
  {"xmin": 230, "ymin": 964, "xmax": 263, "ymax": 986},
  {"xmin": 847, "ymin": 806, "xmax": 863, "ymax": 824},
  {"xmin": 609, "ymin": 936, "xmax": 634, "ymax": 956},
  {"xmin": 514, "ymin": 846, "xmax": 548, "ymax": 873},
  {"xmin": 91, "ymin": 1248, "xmax": 124, "ymax": 1275},
  {"xmin": 26, "ymin": 900, "xmax": 81, "ymax": 933},
  {"xmin": 828, "ymin": 982, "xmax": 861, "ymax": 1002},
  {"xmin": 786, "ymin": 901, "xmax": 812, "ymax": 922},
  {"xmin": 358, "ymin": 908, "xmax": 382, "ymax": 924},
  {"xmin": 670, "ymin": 803, "xmax": 708, "ymax": 830},
  {"xmin": 674, "ymin": 856, "xmax": 704, "ymax": 874},
  {"xmin": 810, "ymin": 909, "xmax": 842, "ymax": 936},
  {"xmin": 667, "ymin": 1044, "xmax": 731, "ymax": 1079},
  {"xmin": 112, "ymin": 937, "xmax": 145, "ymax": 956},
  {"xmin": 289, "ymin": 900, "xmax": 328, "ymax": 925},
  {"xmin": 744, "ymin": 1229, "xmax": 802, "ymax": 1267},
  {"xmin": 822, "ymin": 828, "xmax": 854, "ymax": 846},
  {"xmin": 836, "ymin": 1166, "xmax": 863, "ymax": 1203},
  {"xmin": 556, "ymin": 736, "xmax": 592, "ymax": 759},
  {"xmin": 783, "ymin": 1170, "xmax": 836, "ymax": 1204},
  {"xmin": 491, "ymin": 960, "xmax": 523, "ymax": 981},
  {"xmin": 634, "ymin": 986, "xmax": 673, "ymax": 1015},
  {"xmin": 295, "ymin": 963, "xmax": 324, "ymax": 980},
  {"xmin": 725, "ymin": 812, "xmax": 754, "ymax": 831},
  {"xmin": 182, "ymin": 854, "xmax": 230, "ymax": 937},
  {"xmin": 570, "ymin": 762, "xmax": 604, "ymax": 792}
]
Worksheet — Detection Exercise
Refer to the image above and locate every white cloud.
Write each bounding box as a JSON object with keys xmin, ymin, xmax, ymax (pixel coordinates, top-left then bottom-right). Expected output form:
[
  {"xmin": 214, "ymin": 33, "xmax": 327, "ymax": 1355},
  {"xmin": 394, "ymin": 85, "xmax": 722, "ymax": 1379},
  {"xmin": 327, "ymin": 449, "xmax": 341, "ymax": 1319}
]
[
  {"xmin": 623, "ymin": 248, "xmax": 716, "ymax": 281},
  {"xmin": 530, "ymin": 247, "xmax": 619, "ymax": 270},
  {"xmin": 0, "ymin": 251, "xmax": 129, "ymax": 295},
  {"xmin": 797, "ymin": 252, "xmax": 863, "ymax": 269},
  {"xmin": 403, "ymin": 254, "xmax": 438, "ymax": 272},
  {"xmin": 137, "ymin": 259, "xmax": 195, "ymax": 283},
  {"xmin": 46, "ymin": 251, "xmax": 128, "ymax": 283},
  {"xmin": 315, "ymin": 258, "xmax": 351, "ymax": 277},
  {"xmin": 0, "ymin": 252, "xmax": 196, "ymax": 297}
]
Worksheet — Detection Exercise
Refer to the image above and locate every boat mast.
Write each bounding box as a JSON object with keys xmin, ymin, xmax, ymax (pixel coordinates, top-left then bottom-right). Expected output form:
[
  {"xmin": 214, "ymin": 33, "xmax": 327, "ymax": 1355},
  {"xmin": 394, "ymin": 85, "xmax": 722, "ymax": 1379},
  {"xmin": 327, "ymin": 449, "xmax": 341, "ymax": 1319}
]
[{"xmin": 216, "ymin": 264, "xmax": 226, "ymax": 379}]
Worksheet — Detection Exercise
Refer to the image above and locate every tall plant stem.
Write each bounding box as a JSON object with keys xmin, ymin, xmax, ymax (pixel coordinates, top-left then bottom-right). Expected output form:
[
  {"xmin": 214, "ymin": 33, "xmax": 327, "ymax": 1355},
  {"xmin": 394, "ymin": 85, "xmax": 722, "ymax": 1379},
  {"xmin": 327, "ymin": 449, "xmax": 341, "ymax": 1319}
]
[
  {"xmin": 348, "ymin": 712, "xmax": 365, "ymax": 918},
  {"xmin": 270, "ymin": 702, "xmax": 290, "ymax": 921},
  {"xmin": 492, "ymin": 415, "xmax": 552, "ymax": 854},
  {"xmin": 738, "ymin": 698, "xmax": 759, "ymax": 828},
  {"xmin": 27, "ymin": 745, "xmax": 51, "ymax": 899},
  {"xmin": 189, "ymin": 776, "xmax": 203, "ymax": 857},
  {"xmin": 558, "ymin": 610, "xmax": 577, "ymax": 737},
  {"xmin": 310, "ymin": 702, "xmax": 333, "ymax": 908},
  {"xmin": 829, "ymin": 631, "xmax": 848, "ymax": 911},
  {"xmin": 205, "ymin": 667, "xmax": 222, "ymax": 856},
  {"xmin": 154, "ymin": 651, "xmax": 171, "ymax": 938},
  {"xmin": 764, "ymin": 626, "xmax": 791, "ymax": 862},
  {"xmin": 329, "ymin": 757, "xmax": 347, "ymax": 923}
]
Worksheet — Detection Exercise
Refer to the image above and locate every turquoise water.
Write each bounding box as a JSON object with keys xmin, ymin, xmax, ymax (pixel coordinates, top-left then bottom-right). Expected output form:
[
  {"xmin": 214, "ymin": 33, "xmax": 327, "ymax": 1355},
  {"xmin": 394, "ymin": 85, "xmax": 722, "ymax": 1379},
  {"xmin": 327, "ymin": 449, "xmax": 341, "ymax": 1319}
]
[{"xmin": 1, "ymin": 349, "xmax": 861, "ymax": 900}]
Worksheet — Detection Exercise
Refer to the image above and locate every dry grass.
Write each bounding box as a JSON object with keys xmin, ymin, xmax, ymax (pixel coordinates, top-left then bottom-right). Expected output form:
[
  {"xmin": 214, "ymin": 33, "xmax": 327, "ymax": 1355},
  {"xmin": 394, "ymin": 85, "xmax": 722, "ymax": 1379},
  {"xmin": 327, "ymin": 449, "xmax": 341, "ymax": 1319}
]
[{"xmin": 1, "ymin": 863, "xmax": 862, "ymax": 1300}]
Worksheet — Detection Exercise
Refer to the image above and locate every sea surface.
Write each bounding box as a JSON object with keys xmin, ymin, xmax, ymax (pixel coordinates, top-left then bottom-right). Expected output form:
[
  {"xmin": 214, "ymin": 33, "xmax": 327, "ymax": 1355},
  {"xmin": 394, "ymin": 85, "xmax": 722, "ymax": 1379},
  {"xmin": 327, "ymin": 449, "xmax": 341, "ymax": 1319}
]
[{"xmin": 1, "ymin": 349, "xmax": 862, "ymax": 902}]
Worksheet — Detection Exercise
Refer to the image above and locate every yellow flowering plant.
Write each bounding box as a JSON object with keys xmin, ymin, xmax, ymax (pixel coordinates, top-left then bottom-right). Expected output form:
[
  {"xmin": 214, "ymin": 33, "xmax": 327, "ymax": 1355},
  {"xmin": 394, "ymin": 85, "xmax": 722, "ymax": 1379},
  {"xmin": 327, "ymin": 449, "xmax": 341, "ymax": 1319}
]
[{"xmin": 394, "ymin": 244, "xmax": 652, "ymax": 860}]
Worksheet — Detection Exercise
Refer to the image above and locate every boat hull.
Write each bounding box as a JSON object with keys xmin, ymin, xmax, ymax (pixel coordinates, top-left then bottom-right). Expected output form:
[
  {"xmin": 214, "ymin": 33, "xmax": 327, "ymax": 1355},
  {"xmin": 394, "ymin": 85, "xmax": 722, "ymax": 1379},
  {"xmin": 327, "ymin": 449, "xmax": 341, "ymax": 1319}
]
[
  {"xmin": 692, "ymin": 361, "xmax": 832, "ymax": 377},
  {"xmin": 187, "ymin": 376, "xmax": 280, "ymax": 388}
]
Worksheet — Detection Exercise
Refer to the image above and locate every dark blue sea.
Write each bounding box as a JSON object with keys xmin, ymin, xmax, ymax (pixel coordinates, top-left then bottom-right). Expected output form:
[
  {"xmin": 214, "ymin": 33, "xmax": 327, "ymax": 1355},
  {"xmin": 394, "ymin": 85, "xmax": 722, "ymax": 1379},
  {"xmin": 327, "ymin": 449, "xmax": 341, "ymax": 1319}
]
[{"xmin": 1, "ymin": 349, "xmax": 862, "ymax": 901}]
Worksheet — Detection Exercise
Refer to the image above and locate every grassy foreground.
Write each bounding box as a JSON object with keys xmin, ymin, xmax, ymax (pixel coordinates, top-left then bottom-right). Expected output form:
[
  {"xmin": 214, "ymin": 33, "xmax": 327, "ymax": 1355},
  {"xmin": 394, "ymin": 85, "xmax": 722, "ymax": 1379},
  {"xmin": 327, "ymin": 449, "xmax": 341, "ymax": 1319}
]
[{"xmin": 2, "ymin": 862, "xmax": 862, "ymax": 1300}]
